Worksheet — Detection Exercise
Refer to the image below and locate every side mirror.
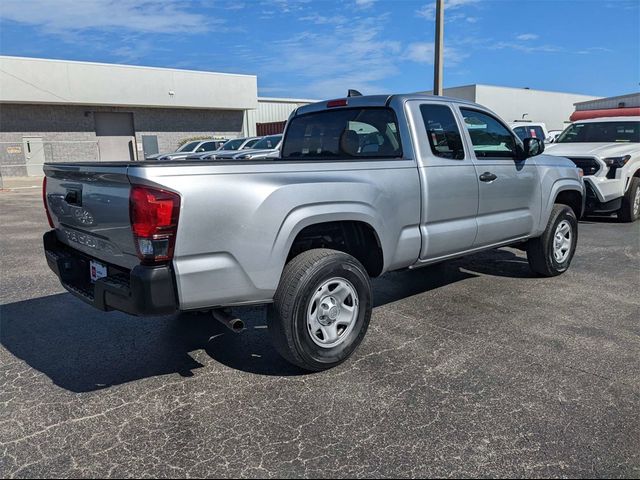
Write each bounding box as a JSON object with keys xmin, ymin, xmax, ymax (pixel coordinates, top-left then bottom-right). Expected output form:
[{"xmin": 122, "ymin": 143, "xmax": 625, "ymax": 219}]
[
  {"xmin": 196, "ymin": 147, "xmax": 205, "ymax": 152},
  {"xmin": 522, "ymin": 137, "xmax": 544, "ymax": 158}
]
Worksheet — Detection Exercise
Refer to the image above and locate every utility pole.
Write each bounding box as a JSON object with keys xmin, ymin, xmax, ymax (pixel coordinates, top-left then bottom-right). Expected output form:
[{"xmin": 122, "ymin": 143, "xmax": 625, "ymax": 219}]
[{"xmin": 433, "ymin": 0, "xmax": 444, "ymax": 96}]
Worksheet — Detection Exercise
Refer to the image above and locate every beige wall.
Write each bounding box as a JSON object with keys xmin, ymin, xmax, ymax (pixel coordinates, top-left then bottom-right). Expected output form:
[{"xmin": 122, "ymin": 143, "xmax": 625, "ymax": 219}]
[
  {"xmin": 424, "ymin": 85, "xmax": 600, "ymax": 131},
  {"xmin": 0, "ymin": 56, "xmax": 257, "ymax": 111},
  {"xmin": 475, "ymin": 85, "xmax": 599, "ymax": 131}
]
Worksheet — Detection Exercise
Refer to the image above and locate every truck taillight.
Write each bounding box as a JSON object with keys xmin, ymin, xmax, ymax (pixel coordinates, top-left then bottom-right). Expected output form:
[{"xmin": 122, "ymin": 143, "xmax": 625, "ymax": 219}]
[
  {"xmin": 130, "ymin": 185, "xmax": 180, "ymax": 264},
  {"xmin": 43, "ymin": 177, "xmax": 54, "ymax": 228}
]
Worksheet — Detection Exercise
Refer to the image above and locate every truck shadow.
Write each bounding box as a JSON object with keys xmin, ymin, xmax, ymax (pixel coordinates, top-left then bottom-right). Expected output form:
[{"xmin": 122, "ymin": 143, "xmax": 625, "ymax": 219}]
[{"xmin": 0, "ymin": 249, "xmax": 533, "ymax": 392}]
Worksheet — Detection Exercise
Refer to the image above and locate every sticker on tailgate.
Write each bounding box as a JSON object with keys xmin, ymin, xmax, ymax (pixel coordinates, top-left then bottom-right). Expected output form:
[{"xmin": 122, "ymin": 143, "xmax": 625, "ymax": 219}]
[{"xmin": 90, "ymin": 260, "xmax": 107, "ymax": 283}]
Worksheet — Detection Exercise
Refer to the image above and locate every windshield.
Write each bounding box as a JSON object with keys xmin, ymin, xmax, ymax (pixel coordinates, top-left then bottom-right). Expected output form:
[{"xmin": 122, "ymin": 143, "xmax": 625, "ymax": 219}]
[
  {"xmin": 556, "ymin": 121, "xmax": 639, "ymax": 143},
  {"xmin": 252, "ymin": 135, "xmax": 282, "ymax": 150},
  {"xmin": 177, "ymin": 141, "xmax": 201, "ymax": 152},
  {"xmin": 281, "ymin": 107, "xmax": 402, "ymax": 160},
  {"xmin": 221, "ymin": 139, "xmax": 245, "ymax": 151},
  {"xmin": 243, "ymin": 138, "xmax": 260, "ymax": 149}
]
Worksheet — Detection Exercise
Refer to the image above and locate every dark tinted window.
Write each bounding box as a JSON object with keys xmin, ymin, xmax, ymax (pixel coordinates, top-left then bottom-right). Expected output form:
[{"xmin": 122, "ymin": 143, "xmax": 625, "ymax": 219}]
[
  {"xmin": 222, "ymin": 139, "xmax": 245, "ymax": 150},
  {"xmin": 243, "ymin": 138, "xmax": 260, "ymax": 149},
  {"xmin": 281, "ymin": 107, "xmax": 402, "ymax": 160},
  {"xmin": 252, "ymin": 135, "xmax": 282, "ymax": 149},
  {"xmin": 513, "ymin": 125, "xmax": 545, "ymax": 141},
  {"xmin": 557, "ymin": 121, "xmax": 640, "ymax": 143},
  {"xmin": 200, "ymin": 142, "xmax": 217, "ymax": 151},
  {"xmin": 460, "ymin": 109, "xmax": 516, "ymax": 158},
  {"xmin": 420, "ymin": 104, "xmax": 465, "ymax": 160},
  {"xmin": 177, "ymin": 141, "xmax": 200, "ymax": 152}
]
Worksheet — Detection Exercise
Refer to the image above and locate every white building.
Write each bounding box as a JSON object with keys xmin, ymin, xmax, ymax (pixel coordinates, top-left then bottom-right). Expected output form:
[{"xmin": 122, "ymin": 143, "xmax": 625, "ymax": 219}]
[
  {"xmin": 0, "ymin": 56, "xmax": 605, "ymax": 178},
  {"xmin": 249, "ymin": 97, "xmax": 318, "ymax": 137},
  {"xmin": 423, "ymin": 84, "xmax": 600, "ymax": 130},
  {"xmin": 0, "ymin": 56, "xmax": 318, "ymax": 177}
]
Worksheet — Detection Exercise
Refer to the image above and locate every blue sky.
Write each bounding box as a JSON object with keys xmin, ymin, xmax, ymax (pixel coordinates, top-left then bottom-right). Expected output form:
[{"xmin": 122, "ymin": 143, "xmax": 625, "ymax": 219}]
[{"xmin": 1, "ymin": 0, "xmax": 638, "ymax": 99}]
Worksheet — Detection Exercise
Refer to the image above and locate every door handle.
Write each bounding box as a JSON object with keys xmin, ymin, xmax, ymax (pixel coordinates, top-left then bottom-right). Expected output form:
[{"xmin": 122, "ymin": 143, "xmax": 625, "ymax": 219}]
[
  {"xmin": 65, "ymin": 189, "xmax": 82, "ymax": 206},
  {"xmin": 479, "ymin": 172, "xmax": 497, "ymax": 182}
]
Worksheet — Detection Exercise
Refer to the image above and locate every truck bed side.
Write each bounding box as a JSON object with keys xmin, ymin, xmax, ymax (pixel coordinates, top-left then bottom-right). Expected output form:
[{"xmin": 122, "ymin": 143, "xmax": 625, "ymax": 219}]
[{"xmin": 129, "ymin": 160, "xmax": 422, "ymax": 309}]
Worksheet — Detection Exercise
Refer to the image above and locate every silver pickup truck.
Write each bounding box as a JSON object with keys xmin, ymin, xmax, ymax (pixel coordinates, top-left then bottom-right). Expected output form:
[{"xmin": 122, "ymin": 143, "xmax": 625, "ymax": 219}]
[{"xmin": 43, "ymin": 93, "xmax": 584, "ymax": 371}]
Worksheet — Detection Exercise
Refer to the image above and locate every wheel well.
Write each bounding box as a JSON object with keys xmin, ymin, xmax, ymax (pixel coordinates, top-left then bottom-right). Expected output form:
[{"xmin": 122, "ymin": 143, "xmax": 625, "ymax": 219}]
[
  {"xmin": 633, "ymin": 168, "xmax": 640, "ymax": 178},
  {"xmin": 287, "ymin": 221, "xmax": 384, "ymax": 277},
  {"xmin": 555, "ymin": 190, "xmax": 582, "ymax": 219}
]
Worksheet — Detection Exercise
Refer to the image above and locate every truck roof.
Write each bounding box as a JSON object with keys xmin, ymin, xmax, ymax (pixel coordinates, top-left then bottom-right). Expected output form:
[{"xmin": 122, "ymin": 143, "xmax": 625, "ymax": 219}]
[{"xmin": 294, "ymin": 93, "xmax": 481, "ymax": 117}]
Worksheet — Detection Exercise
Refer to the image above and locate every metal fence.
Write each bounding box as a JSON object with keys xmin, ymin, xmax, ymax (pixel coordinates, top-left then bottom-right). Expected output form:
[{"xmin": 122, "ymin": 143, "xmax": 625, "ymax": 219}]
[{"xmin": 0, "ymin": 140, "xmax": 101, "ymax": 189}]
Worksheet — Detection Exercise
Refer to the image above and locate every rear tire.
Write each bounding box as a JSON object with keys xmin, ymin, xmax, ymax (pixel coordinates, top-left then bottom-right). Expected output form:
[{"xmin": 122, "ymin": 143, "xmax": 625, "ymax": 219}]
[
  {"xmin": 527, "ymin": 204, "xmax": 578, "ymax": 277},
  {"xmin": 618, "ymin": 177, "xmax": 640, "ymax": 223},
  {"xmin": 268, "ymin": 249, "xmax": 372, "ymax": 371}
]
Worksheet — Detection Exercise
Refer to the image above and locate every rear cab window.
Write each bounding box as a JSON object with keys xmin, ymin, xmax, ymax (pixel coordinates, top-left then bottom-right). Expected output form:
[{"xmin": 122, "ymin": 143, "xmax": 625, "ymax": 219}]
[
  {"xmin": 281, "ymin": 107, "xmax": 402, "ymax": 160},
  {"xmin": 420, "ymin": 104, "xmax": 465, "ymax": 160}
]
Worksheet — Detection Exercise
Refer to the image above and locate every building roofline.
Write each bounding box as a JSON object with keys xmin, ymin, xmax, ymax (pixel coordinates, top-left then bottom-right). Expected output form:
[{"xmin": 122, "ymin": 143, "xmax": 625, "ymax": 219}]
[
  {"xmin": 574, "ymin": 92, "xmax": 640, "ymax": 106},
  {"xmin": 258, "ymin": 96, "xmax": 320, "ymax": 103},
  {"xmin": 0, "ymin": 55, "xmax": 257, "ymax": 79},
  {"xmin": 470, "ymin": 83, "xmax": 600, "ymax": 98},
  {"xmin": 421, "ymin": 83, "xmax": 600, "ymax": 98}
]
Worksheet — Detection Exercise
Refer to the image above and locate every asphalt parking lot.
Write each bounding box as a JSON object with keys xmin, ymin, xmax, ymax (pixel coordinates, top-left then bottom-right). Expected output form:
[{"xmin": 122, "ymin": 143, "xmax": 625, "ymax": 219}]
[{"xmin": 1, "ymin": 187, "xmax": 639, "ymax": 478}]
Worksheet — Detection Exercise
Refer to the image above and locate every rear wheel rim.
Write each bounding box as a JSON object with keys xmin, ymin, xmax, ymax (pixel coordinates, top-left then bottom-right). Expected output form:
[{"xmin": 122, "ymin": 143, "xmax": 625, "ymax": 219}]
[
  {"xmin": 307, "ymin": 277, "xmax": 359, "ymax": 349},
  {"xmin": 553, "ymin": 219, "xmax": 572, "ymax": 263}
]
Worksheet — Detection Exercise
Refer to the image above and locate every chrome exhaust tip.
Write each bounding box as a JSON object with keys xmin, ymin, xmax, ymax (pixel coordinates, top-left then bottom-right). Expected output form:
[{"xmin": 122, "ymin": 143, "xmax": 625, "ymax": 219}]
[{"xmin": 211, "ymin": 308, "xmax": 245, "ymax": 333}]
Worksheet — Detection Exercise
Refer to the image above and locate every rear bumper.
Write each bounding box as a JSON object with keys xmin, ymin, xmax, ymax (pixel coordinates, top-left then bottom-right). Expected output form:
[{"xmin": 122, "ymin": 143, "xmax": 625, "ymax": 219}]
[{"xmin": 44, "ymin": 230, "xmax": 177, "ymax": 316}]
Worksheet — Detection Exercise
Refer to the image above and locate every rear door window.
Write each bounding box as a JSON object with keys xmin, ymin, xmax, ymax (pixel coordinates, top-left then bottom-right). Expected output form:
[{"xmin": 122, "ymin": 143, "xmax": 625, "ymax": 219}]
[
  {"xmin": 420, "ymin": 104, "xmax": 465, "ymax": 160},
  {"xmin": 281, "ymin": 107, "xmax": 402, "ymax": 160}
]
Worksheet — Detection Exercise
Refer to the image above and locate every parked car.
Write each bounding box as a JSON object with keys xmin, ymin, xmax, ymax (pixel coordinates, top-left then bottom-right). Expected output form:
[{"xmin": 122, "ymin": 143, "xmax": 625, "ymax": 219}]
[
  {"xmin": 42, "ymin": 93, "xmax": 584, "ymax": 371},
  {"xmin": 146, "ymin": 139, "xmax": 225, "ymax": 161},
  {"xmin": 216, "ymin": 134, "xmax": 283, "ymax": 160},
  {"xmin": 546, "ymin": 116, "xmax": 640, "ymax": 222},
  {"xmin": 510, "ymin": 122, "xmax": 549, "ymax": 143},
  {"xmin": 185, "ymin": 137, "xmax": 262, "ymax": 161}
]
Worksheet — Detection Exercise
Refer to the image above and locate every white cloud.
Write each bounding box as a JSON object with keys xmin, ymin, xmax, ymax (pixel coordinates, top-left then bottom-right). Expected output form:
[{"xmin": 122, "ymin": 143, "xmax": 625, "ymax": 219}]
[
  {"xmin": 261, "ymin": 0, "xmax": 311, "ymax": 13},
  {"xmin": 416, "ymin": 0, "xmax": 479, "ymax": 20},
  {"xmin": 258, "ymin": 15, "xmax": 402, "ymax": 98},
  {"xmin": 298, "ymin": 14, "xmax": 348, "ymax": 25},
  {"xmin": 355, "ymin": 0, "xmax": 377, "ymax": 8},
  {"xmin": 403, "ymin": 42, "xmax": 468, "ymax": 66},
  {"xmin": 516, "ymin": 33, "xmax": 539, "ymax": 41},
  {"xmin": 0, "ymin": 0, "xmax": 213, "ymax": 34},
  {"xmin": 492, "ymin": 42, "xmax": 562, "ymax": 53}
]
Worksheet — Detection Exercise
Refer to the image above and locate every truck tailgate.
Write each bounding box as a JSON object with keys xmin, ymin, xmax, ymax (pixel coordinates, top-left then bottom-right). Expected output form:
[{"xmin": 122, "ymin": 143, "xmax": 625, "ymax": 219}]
[{"xmin": 44, "ymin": 164, "xmax": 139, "ymax": 270}]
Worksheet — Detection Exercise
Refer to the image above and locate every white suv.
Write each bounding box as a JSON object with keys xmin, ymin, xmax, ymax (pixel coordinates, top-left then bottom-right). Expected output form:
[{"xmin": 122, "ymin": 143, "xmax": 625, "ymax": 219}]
[{"xmin": 546, "ymin": 116, "xmax": 640, "ymax": 222}]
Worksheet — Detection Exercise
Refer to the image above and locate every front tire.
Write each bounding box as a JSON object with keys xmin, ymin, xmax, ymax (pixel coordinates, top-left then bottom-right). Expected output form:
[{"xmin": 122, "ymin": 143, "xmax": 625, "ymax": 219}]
[
  {"xmin": 527, "ymin": 204, "xmax": 578, "ymax": 277},
  {"xmin": 618, "ymin": 177, "xmax": 640, "ymax": 223},
  {"xmin": 268, "ymin": 249, "xmax": 372, "ymax": 371}
]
